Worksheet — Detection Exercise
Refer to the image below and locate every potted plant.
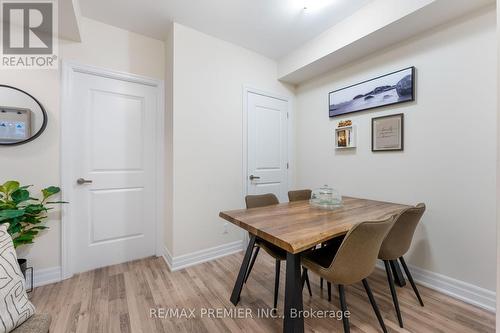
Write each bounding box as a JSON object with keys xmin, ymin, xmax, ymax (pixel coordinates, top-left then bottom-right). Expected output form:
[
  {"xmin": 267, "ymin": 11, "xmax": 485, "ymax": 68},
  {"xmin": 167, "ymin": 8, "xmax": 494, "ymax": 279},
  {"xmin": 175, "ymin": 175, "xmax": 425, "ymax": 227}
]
[{"xmin": 0, "ymin": 180, "xmax": 63, "ymax": 277}]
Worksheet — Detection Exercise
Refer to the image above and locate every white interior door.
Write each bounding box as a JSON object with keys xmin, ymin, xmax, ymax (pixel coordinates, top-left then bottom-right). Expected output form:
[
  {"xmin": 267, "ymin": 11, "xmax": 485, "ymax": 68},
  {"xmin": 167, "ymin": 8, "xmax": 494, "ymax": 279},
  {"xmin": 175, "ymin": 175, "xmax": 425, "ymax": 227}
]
[
  {"xmin": 247, "ymin": 91, "xmax": 288, "ymax": 202},
  {"xmin": 69, "ymin": 70, "xmax": 158, "ymax": 273}
]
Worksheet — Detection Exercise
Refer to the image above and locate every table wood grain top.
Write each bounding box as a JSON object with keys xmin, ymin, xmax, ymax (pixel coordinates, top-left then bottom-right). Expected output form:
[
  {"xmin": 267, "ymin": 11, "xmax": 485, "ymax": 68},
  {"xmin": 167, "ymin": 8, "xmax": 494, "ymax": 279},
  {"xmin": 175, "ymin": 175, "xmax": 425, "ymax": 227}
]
[{"xmin": 219, "ymin": 196, "xmax": 410, "ymax": 254}]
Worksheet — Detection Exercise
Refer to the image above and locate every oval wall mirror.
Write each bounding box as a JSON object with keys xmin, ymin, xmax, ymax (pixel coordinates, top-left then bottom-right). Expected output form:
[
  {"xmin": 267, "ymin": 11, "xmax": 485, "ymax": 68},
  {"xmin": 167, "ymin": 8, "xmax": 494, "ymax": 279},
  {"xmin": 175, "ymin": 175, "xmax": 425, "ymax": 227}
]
[{"xmin": 0, "ymin": 85, "xmax": 47, "ymax": 145}]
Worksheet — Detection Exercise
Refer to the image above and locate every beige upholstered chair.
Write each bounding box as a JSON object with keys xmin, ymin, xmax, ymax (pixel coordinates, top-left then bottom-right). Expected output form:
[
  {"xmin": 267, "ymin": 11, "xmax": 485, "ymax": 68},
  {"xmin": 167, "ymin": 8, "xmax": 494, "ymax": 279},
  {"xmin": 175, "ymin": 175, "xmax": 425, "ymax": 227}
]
[
  {"xmin": 378, "ymin": 203, "xmax": 426, "ymax": 328},
  {"xmin": 301, "ymin": 216, "xmax": 396, "ymax": 333},
  {"xmin": 246, "ymin": 193, "xmax": 279, "ymax": 210},
  {"xmin": 287, "ymin": 189, "xmax": 312, "ymax": 202}
]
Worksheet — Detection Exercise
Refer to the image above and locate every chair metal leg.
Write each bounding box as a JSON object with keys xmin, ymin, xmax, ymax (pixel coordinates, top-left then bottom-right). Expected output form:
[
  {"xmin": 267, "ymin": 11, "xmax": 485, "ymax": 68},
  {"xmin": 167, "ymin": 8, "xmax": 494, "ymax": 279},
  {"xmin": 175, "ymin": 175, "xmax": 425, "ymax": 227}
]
[
  {"xmin": 274, "ymin": 259, "xmax": 280, "ymax": 310},
  {"xmin": 384, "ymin": 260, "xmax": 403, "ymax": 328},
  {"xmin": 390, "ymin": 259, "xmax": 406, "ymax": 287},
  {"xmin": 399, "ymin": 257, "xmax": 424, "ymax": 306},
  {"xmin": 301, "ymin": 268, "xmax": 312, "ymax": 297},
  {"xmin": 362, "ymin": 279, "xmax": 387, "ymax": 333},
  {"xmin": 338, "ymin": 285, "xmax": 350, "ymax": 333},
  {"xmin": 327, "ymin": 282, "xmax": 332, "ymax": 302},
  {"xmin": 244, "ymin": 246, "xmax": 260, "ymax": 283}
]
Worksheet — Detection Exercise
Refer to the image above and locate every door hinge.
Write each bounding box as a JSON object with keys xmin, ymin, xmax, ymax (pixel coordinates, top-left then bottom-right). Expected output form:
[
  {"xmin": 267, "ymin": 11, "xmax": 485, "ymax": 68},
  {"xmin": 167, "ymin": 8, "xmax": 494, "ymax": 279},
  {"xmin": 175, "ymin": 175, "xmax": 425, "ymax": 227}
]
[{"xmin": 286, "ymin": 162, "xmax": 289, "ymax": 169}]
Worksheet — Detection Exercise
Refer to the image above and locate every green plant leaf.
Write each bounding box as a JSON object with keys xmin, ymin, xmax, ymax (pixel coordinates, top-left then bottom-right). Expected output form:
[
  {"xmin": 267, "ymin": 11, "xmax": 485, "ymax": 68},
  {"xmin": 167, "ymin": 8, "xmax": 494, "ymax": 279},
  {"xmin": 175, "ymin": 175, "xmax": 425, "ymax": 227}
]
[
  {"xmin": 24, "ymin": 204, "xmax": 47, "ymax": 215},
  {"xmin": 11, "ymin": 189, "xmax": 30, "ymax": 203},
  {"xmin": 1, "ymin": 181, "xmax": 65, "ymax": 249},
  {"xmin": 15, "ymin": 231, "xmax": 36, "ymax": 239},
  {"xmin": 28, "ymin": 226, "xmax": 48, "ymax": 230},
  {"xmin": 13, "ymin": 238, "xmax": 34, "ymax": 248},
  {"xmin": 0, "ymin": 203, "xmax": 15, "ymax": 210},
  {"xmin": 41, "ymin": 186, "xmax": 60, "ymax": 200},
  {"xmin": 20, "ymin": 230, "xmax": 39, "ymax": 237},
  {"xmin": 1, "ymin": 181, "xmax": 20, "ymax": 195},
  {"xmin": 0, "ymin": 209, "xmax": 25, "ymax": 222},
  {"xmin": 25, "ymin": 215, "xmax": 40, "ymax": 221},
  {"xmin": 8, "ymin": 223, "xmax": 22, "ymax": 234}
]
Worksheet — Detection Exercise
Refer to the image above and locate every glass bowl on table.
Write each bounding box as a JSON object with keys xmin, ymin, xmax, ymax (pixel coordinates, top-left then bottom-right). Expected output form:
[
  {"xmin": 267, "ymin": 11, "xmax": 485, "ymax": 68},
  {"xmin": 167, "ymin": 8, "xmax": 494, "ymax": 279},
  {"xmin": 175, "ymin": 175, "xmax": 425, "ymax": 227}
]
[{"xmin": 310, "ymin": 185, "xmax": 343, "ymax": 210}]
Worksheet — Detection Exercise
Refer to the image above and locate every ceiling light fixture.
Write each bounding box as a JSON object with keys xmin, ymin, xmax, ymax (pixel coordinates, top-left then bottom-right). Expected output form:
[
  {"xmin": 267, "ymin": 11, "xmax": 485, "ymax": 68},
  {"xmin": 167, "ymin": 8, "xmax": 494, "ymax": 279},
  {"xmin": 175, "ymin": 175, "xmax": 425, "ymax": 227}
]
[{"xmin": 302, "ymin": 0, "xmax": 336, "ymax": 11}]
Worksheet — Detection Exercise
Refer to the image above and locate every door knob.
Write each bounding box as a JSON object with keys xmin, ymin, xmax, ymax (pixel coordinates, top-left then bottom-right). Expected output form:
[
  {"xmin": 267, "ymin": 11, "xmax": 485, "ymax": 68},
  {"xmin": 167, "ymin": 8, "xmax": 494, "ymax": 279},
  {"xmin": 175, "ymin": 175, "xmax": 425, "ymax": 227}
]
[
  {"xmin": 77, "ymin": 178, "xmax": 93, "ymax": 185},
  {"xmin": 249, "ymin": 175, "xmax": 260, "ymax": 180}
]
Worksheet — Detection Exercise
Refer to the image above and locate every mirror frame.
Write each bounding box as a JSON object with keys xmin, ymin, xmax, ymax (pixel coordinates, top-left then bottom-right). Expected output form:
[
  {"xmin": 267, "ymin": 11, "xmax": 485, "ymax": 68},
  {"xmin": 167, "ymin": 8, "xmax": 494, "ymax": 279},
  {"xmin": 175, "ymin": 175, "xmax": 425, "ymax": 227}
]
[{"xmin": 0, "ymin": 84, "xmax": 48, "ymax": 146}]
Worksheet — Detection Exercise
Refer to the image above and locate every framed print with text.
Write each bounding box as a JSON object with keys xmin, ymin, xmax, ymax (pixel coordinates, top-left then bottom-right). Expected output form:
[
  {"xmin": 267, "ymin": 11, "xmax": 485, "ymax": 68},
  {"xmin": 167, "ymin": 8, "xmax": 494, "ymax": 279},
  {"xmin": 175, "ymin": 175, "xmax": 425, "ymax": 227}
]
[{"xmin": 372, "ymin": 113, "xmax": 404, "ymax": 152}]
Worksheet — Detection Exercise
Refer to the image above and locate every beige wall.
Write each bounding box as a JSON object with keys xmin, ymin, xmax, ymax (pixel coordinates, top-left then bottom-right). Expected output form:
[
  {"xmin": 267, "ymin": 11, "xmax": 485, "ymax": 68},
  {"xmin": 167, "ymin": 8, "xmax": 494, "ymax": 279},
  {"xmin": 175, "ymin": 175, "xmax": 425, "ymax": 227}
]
[
  {"xmin": 169, "ymin": 23, "xmax": 294, "ymax": 257},
  {"xmin": 1, "ymin": 70, "xmax": 61, "ymax": 270},
  {"xmin": 1, "ymin": 17, "xmax": 165, "ymax": 271},
  {"xmin": 61, "ymin": 18, "xmax": 164, "ymax": 80},
  {"xmin": 295, "ymin": 7, "xmax": 497, "ymax": 291},
  {"xmin": 497, "ymin": 0, "xmax": 500, "ymax": 327}
]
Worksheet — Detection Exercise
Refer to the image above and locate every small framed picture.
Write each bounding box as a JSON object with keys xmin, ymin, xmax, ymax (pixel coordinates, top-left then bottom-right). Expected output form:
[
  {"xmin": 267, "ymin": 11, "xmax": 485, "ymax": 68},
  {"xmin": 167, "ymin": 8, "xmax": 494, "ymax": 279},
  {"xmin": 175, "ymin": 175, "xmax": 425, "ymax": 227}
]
[
  {"xmin": 372, "ymin": 113, "xmax": 404, "ymax": 151},
  {"xmin": 337, "ymin": 130, "xmax": 347, "ymax": 147}
]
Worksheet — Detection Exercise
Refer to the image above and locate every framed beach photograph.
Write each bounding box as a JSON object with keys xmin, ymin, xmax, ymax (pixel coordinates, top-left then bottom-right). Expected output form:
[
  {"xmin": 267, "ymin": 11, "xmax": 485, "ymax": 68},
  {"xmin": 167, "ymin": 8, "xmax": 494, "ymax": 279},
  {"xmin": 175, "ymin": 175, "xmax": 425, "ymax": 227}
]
[
  {"xmin": 329, "ymin": 67, "xmax": 415, "ymax": 117},
  {"xmin": 372, "ymin": 113, "xmax": 404, "ymax": 152}
]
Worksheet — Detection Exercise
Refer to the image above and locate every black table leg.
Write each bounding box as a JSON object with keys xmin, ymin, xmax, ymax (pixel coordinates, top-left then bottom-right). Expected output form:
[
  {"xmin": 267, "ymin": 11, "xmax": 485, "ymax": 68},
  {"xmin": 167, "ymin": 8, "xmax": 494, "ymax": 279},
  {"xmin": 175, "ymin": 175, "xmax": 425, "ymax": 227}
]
[
  {"xmin": 230, "ymin": 235, "xmax": 257, "ymax": 305},
  {"xmin": 283, "ymin": 252, "xmax": 304, "ymax": 333},
  {"xmin": 390, "ymin": 259, "xmax": 406, "ymax": 287}
]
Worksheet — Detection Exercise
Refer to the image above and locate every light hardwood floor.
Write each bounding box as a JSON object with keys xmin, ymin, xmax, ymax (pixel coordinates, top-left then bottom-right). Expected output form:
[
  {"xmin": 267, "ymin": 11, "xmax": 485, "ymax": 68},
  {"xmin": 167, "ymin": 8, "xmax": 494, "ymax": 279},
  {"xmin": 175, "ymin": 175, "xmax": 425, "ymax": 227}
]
[{"xmin": 31, "ymin": 253, "xmax": 495, "ymax": 333}]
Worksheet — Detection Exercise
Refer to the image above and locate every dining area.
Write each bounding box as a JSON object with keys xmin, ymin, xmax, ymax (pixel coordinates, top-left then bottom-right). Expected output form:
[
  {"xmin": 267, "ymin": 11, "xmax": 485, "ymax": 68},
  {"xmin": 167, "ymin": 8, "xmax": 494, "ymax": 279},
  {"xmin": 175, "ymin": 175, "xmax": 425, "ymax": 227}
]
[{"xmin": 219, "ymin": 188, "xmax": 427, "ymax": 333}]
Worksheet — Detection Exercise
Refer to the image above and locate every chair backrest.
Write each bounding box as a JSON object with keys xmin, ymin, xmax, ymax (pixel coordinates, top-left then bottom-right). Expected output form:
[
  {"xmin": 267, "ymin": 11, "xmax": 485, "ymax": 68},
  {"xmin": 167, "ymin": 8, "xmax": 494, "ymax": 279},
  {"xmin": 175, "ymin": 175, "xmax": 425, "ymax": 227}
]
[
  {"xmin": 325, "ymin": 216, "xmax": 396, "ymax": 285},
  {"xmin": 245, "ymin": 193, "xmax": 279, "ymax": 209},
  {"xmin": 378, "ymin": 203, "xmax": 426, "ymax": 260},
  {"xmin": 288, "ymin": 189, "xmax": 312, "ymax": 202}
]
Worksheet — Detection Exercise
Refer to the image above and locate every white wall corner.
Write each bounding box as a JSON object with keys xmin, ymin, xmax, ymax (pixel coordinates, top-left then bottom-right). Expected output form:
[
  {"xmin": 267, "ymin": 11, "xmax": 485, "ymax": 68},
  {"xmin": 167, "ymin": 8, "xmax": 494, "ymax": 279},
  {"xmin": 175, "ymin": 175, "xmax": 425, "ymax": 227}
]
[
  {"xmin": 161, "ymin": 240, "xmax": 244, "ymax": 272},
  {"xmin": 161, "ymin": 245, "xmax": 174, "ymax": 271},
  {"xmin": 376, "ymin": 262, "xmax": 496, "ymax": 312},
  {"xmin": 59, "ymin": 0, "xmax": 83, "ymax": 42}
]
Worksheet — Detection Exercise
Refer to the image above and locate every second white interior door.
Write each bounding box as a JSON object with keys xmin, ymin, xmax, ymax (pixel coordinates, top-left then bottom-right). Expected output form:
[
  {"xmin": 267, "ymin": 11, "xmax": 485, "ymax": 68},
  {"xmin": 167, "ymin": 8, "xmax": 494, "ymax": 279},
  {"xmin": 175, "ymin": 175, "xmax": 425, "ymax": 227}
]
[{"xmin": 247, "ymin": 91, "xmax": 289, "ymax": 202}]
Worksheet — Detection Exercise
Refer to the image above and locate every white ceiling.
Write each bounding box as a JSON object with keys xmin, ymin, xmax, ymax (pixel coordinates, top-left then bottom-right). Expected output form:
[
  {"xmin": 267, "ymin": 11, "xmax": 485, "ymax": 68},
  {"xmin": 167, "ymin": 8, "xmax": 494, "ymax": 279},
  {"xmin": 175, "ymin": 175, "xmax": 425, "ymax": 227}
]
[{"xmin": 78, "ymin": 0, "xmax": 371, "ymax": 59}]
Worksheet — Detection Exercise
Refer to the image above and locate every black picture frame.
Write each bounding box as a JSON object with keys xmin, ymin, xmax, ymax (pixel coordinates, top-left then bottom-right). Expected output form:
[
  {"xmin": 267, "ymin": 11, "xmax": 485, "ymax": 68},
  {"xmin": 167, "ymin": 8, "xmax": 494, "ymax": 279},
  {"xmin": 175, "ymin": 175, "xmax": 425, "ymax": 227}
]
[
  {"xmin": 329, "ymin": 66, "xmax": 415, "ymax": 117},
  {"xmin": 371, "ymin": 113, "xmax": 404, "ymax": 152},
  {"xmin": 0, "ymin": 84, "xmax": 48, "ymax": 146}
]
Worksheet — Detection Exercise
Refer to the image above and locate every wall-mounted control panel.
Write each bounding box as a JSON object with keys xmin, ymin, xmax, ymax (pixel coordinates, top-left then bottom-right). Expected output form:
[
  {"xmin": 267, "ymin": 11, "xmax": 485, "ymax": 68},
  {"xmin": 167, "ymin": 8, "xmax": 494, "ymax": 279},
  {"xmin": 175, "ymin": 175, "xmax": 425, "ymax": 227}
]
[{"xmin": 0, "ymin": 107, "xmax": 32, "ymax": 142}]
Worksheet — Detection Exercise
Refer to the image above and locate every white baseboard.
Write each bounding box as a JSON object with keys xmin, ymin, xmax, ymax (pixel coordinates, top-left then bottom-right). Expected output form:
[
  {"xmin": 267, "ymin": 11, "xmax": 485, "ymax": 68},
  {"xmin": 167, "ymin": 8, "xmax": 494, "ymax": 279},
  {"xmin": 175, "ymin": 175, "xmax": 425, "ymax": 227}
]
[
  {"xmin": 32, "ymin": 266, "xmax": 62, "ymax": 288},
  {"xmin": 162, "ymin": 240, "xmax": 244, "ymax": 272},
  {"xmin": 30, "ymin": 239, "xmax": 244, "ymax": 287},
  {"xmin": 376, "ymin": 262, "xmax": 496, "ymax": 312}
]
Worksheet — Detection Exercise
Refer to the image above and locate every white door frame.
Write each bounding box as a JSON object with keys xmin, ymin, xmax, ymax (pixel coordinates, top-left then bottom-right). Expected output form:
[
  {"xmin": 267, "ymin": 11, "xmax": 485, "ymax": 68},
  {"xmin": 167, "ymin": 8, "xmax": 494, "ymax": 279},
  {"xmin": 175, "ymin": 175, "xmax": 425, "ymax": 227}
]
[
  {"xmin": 241, "ymin": 86, "xmax": 293, "ymax": 243},
  {"xmin": 60, "ymin": 61, "xmax": 165, "ymax": 279}
]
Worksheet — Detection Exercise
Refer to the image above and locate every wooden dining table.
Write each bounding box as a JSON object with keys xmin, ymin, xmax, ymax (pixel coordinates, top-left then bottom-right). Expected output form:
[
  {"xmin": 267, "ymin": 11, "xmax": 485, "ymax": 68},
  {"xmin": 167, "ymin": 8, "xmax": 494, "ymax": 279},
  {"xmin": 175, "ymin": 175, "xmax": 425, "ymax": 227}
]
[{"xmin": 219, "ymin": 196, "xmax": 411, "ymax": 333}]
